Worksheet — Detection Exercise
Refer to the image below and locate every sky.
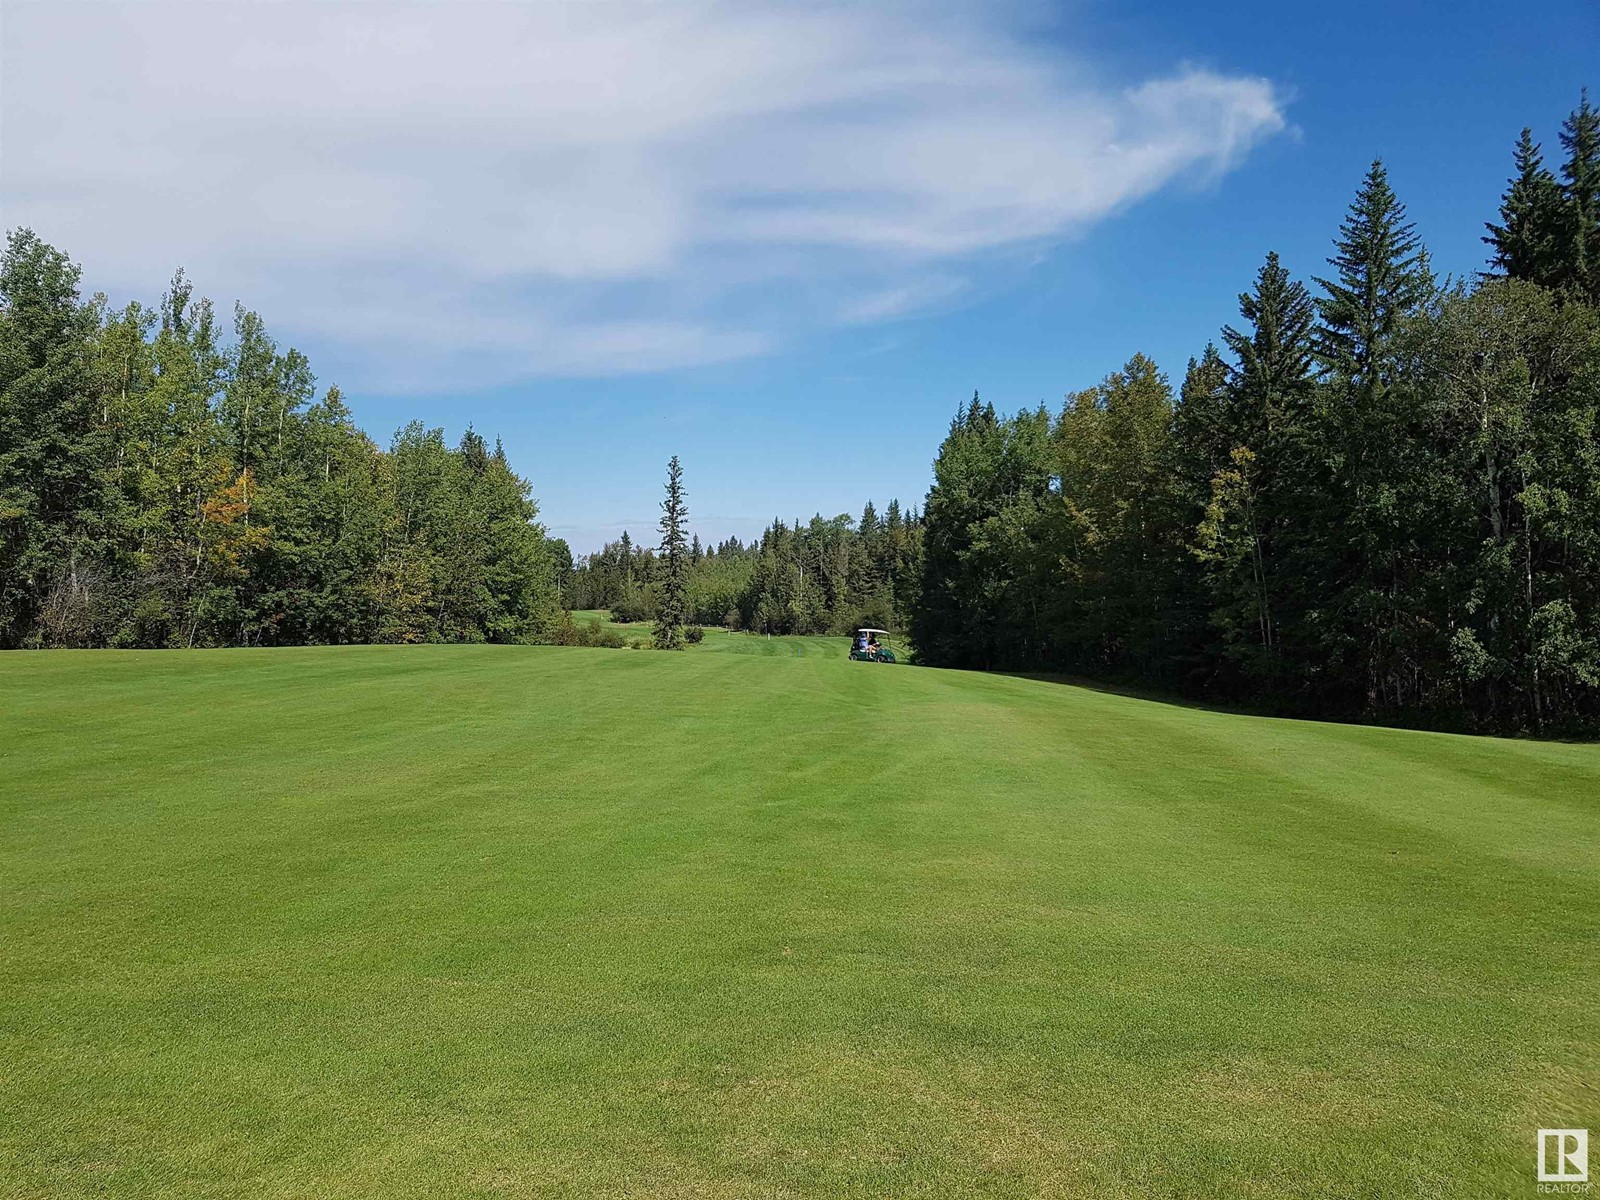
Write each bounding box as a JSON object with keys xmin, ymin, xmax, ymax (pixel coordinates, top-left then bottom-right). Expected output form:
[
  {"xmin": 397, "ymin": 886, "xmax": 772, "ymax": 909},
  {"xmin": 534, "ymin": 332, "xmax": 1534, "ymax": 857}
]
[{"xmin": 2, "ymin": 1, "xmax": 1596, "ymax": 553}]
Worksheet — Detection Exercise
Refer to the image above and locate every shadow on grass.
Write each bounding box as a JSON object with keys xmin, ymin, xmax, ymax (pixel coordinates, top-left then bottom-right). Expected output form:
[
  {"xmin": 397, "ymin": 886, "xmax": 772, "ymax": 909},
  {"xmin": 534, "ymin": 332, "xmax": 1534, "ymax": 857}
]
[{"xmin": 989, "ymin": 668, "xmax": 1600, "ymax": 744}]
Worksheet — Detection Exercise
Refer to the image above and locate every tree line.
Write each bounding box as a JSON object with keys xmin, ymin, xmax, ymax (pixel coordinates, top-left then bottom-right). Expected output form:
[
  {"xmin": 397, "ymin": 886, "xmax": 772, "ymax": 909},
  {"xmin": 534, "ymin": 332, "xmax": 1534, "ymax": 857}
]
[
  {"xmin": 7, "ymin": 89, "xmax": 1598, "ymax": 734},
  {"xmin": 0, "ymin": 225, "xmax": 920, "ymax": 655},
  {"xmin": 0, "ymin": 232, "xmax": 565, "ymax": 649},
  {"xmin": 565, "ymin": 499, "xmax": 922, "ymax": 636},
  {"xmin": 912, "ymin": 93, "xmax": 1600, "ymax": 734}
]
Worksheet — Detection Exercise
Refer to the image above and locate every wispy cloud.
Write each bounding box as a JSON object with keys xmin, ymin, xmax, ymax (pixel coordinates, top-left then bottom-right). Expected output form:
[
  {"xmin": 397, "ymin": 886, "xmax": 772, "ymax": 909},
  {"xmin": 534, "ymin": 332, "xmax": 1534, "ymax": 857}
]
[{"xmin": 1, "ymin": 1, "xmax": 1285, "ymax": 388}]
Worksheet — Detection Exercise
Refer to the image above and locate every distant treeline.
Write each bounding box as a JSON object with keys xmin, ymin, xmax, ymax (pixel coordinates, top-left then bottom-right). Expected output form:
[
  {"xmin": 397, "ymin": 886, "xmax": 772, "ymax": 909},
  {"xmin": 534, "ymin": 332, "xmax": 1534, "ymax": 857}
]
[
  {"xmin": 912, "ymin": 94, "xmax": 1600, "ymax": 734},
  {"xmin": 565, "ymin": 504, "xmax": 923, "ymax": 635},
  {"xmin": 0, "ymin": 232, "xmax": 565, "ymax": 649}
]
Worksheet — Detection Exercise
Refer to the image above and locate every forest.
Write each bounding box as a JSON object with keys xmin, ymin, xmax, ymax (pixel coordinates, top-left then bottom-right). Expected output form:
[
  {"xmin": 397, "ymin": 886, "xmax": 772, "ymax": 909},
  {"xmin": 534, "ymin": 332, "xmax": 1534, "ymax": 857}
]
[
  {"xmin": 564, "ymin": 504, "xmax": 922, "ymax": 637},
  {"xmin": 0, "ymin": 238, "xmax": 564, "ymax": 650},
  {"xmin": 4, "ymin": 92, "xmax": 1598, "ymax": 732},
  {"xmin": 913, "ymin": 95, "xmax": 1600, "ymax": 733}
]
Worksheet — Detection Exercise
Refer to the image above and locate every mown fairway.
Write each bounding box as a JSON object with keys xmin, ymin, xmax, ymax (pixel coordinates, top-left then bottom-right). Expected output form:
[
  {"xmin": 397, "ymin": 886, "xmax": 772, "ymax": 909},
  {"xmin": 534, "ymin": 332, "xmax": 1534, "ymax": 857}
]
[{"xmin": 2, "ymin": 645, "xmax": 1596, "ymax": 1198}]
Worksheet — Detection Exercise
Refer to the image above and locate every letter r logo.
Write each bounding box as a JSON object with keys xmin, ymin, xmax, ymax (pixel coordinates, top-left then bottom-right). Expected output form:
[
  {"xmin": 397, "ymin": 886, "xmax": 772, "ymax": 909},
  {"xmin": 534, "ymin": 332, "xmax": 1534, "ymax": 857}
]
[{"xmin": 1538, "ymin": 1128, "xmax": 1589, "ymax": 1182}]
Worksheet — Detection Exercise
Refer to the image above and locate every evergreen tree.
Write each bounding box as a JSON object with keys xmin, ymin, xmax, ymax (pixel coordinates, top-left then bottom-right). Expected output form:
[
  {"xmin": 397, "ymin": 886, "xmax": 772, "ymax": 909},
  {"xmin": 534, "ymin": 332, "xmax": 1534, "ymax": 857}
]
[
  {"xmin": 1557, "ymin": 89, "xmax": 1600, "ymax": 302},
  {"xmin": 1315, "ymin": 160, "xmax": 1434, "ymax": 393},
  {"xmin": 1484, "ymin": 128, "xmax": 1566, "ymax": 288},
  {"xmin": 653, "ymin": 455, "xmax": 689, "ymax": 649},
  {"xmin": 1183, "ymin": 255, "xmax": 1321, "ymax": 676},
  {"xmin": 915, "ymin": 393, "xmax": 1056, "ymax": 668},
  {"xmin": 859, "ymin": 500, "xmax": 879, "ymax": 539},
  {"xmin": 1172, "ymin": 343, "xmax": 1231, "ymax": 487},
  {"xmin": 1224, "ymin": 252, "xmax": 1317, "ymax": 439}
]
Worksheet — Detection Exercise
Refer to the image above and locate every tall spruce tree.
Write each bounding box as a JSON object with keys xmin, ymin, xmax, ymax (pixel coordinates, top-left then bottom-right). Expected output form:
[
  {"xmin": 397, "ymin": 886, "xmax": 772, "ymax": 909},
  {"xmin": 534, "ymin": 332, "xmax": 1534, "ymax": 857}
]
[
  {"xmin": 1313, "ymin": 164, "xmax": 1437, "ymax": 716},
  {"xmin": 1315, "ymin": 159, "xmax": 1433, "ymax": 393},
  {"xmin": 1484, "ymin": 128, "xmax": 1565, "ymax": 288},
  {"xmin": 653, "ymin": 455, "xmax": 689, "ymax": 649},
  {"xmin": 1173, "ymin": 343, "xmax": 1231, "ymax": 486},
  {"xmin": 1185, "ymin": 254, "xmax": 1320, "ymax": 673},
  {"xmin": 1223, "ymin": 251, "xmax": 1317, "ymax": 440},
  {"xmin": 1557, "ymin": 89, "xmax": 1600, "ymax": 302}
]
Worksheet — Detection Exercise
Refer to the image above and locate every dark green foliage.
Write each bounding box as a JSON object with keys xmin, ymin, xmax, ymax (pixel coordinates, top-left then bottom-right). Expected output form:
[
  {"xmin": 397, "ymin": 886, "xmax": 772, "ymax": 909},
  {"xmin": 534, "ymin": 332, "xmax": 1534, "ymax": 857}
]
[
  {"xmin": 0, "ymin": 230, "xmax": 105, "ymax": 647},
  {"xmin": 909, "ymin": 150, "xmax": 1600, "ymax": 733},
  {"xmin": 546, "ymin": 537, "xmax": 574, "ymax": 594},
  {"xmin": 912, "ymin": 393, "xmax": 1056, "ymax": 668},
  {"xmin": 1488, "ymin": 93, "xmax": 1600, "ymax": 304},
  {"xmin": 1485, "ymin": 129, "xmax": 1567, "ymax": 289},
  {"xmin": 653, "ymin": 455, "xmax": 689, "ymax": 649},
  {"xmin": 550, "ymin": 617, "xmax": 627, "ymax": 648},
  {"xmin": 1558, "ymin": 89, "xmax": 1600, "ymax": 302},
  {"xmin": 1191, "ymin": 253, "xmax": 1321, "ymax": 685},
  {"xmin": 1223, "ymin": 252, "xmax": 1317, "ymax": 438},
  {"xmin": 566, "ymin": 502, "xmax": 921, "ymax": 638},
  {"xmin": 0, "ymin": 230, "xmax": 559, "ymax": 649},
  {"xmin": 1314, "ymin": 159, "xmax": 1433, "ymax": 393}
]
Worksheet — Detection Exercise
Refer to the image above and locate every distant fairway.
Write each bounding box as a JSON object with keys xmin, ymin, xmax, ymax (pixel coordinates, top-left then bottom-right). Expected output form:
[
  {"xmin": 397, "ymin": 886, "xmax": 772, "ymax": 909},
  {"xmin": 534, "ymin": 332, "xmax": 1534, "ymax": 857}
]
[
  {"xmin": 2, "ymin": 645, "xmax": 1596, "ymax": 1198},
  {"xmin": 569, "ymin": 610, "xmax": 868, "ymax": 658}
]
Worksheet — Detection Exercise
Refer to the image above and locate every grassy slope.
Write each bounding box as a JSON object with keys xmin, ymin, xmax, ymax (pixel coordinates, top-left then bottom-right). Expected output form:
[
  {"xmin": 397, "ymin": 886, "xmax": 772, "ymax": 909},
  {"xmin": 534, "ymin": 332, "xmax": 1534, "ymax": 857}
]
[{"xmin": 1, "ymin": 645, "xmax": 1596, "ymax": 1198}]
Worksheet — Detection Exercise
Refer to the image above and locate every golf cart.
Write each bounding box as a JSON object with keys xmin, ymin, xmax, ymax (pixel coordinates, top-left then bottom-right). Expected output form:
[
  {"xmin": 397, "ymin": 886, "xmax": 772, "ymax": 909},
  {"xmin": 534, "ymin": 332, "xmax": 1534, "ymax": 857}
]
[{"xmin": 848, "ymin": 628, "xmax": 897, "ymax": 663}]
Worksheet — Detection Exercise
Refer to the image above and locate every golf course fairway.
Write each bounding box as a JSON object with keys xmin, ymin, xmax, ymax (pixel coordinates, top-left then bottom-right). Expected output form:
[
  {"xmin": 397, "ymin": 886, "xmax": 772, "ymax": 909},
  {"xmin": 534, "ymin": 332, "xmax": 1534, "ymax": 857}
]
[{"xmin": 2, "ymin": 642, "xmax": 1596, "ymax": 1198}]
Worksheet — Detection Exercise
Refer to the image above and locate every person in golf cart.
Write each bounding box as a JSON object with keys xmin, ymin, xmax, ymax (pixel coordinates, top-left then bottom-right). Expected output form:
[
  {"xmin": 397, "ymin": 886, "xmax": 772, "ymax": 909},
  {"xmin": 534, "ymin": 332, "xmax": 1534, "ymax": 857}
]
[{"xmin": 849, "ymin": 628, "xmax": 894, "ymax": 662}]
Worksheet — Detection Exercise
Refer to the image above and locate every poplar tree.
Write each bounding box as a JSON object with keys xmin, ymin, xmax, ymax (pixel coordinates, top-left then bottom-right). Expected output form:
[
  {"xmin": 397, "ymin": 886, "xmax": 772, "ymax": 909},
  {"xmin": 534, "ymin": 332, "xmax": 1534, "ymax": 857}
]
[
  {"xmin": 0, "ymin": 230, "xmax": 104, "ymax": 646},
  {"xmin": 653, "ymin": 455, "xmax": 689, "ymax": 649}
]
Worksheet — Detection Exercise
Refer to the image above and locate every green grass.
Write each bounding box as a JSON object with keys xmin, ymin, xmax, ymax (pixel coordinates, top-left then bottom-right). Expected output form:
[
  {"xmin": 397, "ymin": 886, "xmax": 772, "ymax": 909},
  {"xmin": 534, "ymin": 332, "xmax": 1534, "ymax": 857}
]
[
  {"xmin": 568, "ymin": 609, "xmax": 886, "ymax": 659},
  {"xmin": 568, "ymin": 609, "xmax": 654, "ymax": 643},
  {"xmin": 2, "ymin": 644, "xmax": 1596, "ymax": 1198}
]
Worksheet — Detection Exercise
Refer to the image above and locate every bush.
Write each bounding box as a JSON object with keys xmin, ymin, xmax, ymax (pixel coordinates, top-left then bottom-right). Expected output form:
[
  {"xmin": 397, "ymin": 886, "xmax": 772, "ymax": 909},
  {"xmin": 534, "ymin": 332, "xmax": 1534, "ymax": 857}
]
[
  {"xmin": 685, "ymin": 626, "xmax": 705, "ymax": 644},
  {"xmin": 611, "ymin": 589, "xmax": 654, "ymax": 623},
  {"xmin": 547, "ymin": 615, "xmax": 626, "ymax": 648}
]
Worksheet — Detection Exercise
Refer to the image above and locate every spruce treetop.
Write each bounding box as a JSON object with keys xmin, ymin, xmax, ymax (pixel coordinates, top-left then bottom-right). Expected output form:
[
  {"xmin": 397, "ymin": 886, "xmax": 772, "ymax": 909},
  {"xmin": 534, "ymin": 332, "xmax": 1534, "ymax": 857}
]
[
  {"xmin": 1484, "ymin": 128, "xmax": 1565, "ymax": 287},
  {"xmin": 1314, "ymin": 159, "xmax": 1433, "ymax": 390}
]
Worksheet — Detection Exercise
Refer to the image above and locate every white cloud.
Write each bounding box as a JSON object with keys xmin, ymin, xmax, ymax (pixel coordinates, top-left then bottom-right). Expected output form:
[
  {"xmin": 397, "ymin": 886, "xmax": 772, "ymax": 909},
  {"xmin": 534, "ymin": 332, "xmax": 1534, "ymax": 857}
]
[{"xmin": 0, "ymin": 1, "xmax": 1285, "ymax": 387}]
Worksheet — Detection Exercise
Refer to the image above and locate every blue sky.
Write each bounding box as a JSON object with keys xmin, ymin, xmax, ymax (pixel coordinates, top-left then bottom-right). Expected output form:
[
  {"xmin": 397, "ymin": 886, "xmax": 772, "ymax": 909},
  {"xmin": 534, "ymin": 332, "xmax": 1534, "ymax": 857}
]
[{"xmin": 4, "ymin": 1, "xmax": 1595, "ymax": 552}]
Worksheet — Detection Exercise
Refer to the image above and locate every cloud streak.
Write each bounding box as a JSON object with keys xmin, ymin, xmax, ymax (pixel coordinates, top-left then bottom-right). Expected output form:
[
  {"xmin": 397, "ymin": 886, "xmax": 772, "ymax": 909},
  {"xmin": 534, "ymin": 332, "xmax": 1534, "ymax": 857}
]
[{"xmin": 2, "ymin": 1, "xmax": 1285, "ymax": 388}]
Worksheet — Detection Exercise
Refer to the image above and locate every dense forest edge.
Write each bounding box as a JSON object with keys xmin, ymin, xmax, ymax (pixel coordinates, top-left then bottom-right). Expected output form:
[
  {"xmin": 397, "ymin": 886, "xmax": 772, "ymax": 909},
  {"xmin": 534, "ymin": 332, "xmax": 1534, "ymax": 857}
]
[{"xmin": 3, "ymin": 91, "xmax": 1599, "ymax": 733}]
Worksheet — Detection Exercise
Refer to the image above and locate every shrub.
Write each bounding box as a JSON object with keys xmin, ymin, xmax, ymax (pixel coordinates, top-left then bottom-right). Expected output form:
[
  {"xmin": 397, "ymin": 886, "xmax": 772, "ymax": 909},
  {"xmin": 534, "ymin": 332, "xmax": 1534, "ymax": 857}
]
[
  {"xmin": 611, "ymin": 589, "xmax": 654, "ymax": 623},
  {"xmin": 685, "ymin": 626, "xmax": 705, "ymax": 644},
  {"xmin": 547, "ymin": 615, "xmax": 626, "ymax": 648}
]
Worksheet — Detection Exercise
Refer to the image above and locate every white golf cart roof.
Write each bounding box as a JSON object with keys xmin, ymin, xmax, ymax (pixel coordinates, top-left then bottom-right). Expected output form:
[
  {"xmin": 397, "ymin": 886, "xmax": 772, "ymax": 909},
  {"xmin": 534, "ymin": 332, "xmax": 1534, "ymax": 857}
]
[{"xmin": 855, "ymin": 628, "xmax": 890, "ymax": 635}]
